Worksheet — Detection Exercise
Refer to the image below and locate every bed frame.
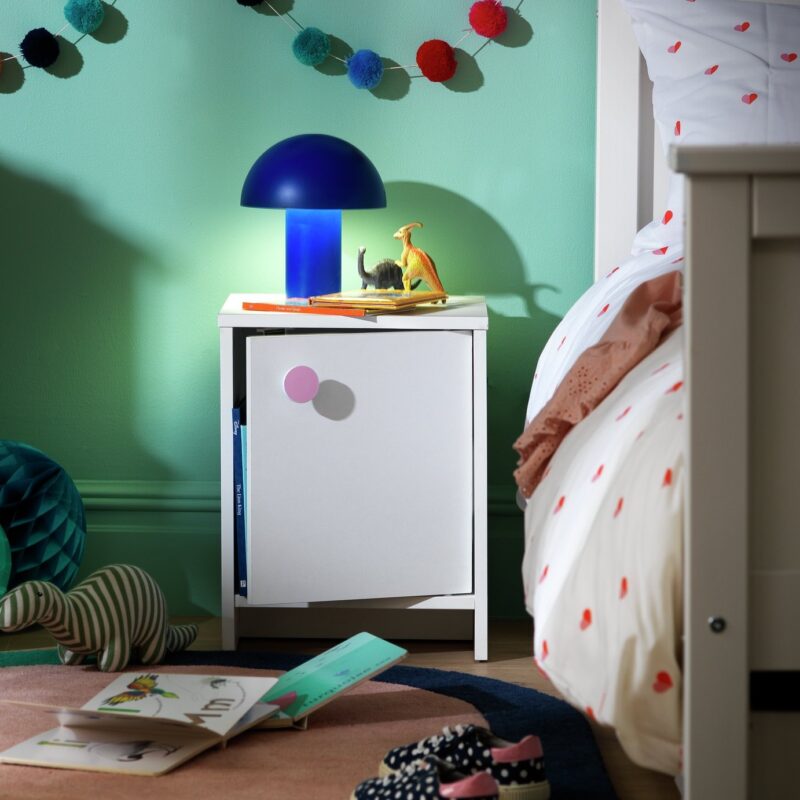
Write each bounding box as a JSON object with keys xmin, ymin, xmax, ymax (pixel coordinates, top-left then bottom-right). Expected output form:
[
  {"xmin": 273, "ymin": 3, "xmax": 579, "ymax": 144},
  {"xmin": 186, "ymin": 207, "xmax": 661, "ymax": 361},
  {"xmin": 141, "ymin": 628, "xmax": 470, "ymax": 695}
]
[{"xmin": 596, "ymin": 2, "xmax": 800, "ymax": 798}]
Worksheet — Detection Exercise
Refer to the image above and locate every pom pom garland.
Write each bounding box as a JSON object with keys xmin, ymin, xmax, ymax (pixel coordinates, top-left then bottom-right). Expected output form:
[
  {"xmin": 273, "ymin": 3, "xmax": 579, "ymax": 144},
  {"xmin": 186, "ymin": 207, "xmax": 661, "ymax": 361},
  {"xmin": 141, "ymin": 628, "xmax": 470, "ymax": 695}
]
[
  {"xmin": 64, "ymin": 0, "xmax": 105, "ymax": 35},
  {"xmin": 231, "ymin": 0, "xmax": 526, "ymax": 91},
  {"xmin": 0, "ymin": 1, "xmax": 524, "ymax": 92},
  {"xmin": 469, "ymin": 0, "xmax": 508, "ymax": 38},
  {"xmin": 292, "ymin": 26, "xmax": 331, "ymax": 66},
  {"xmin": 347, "ymin": 49, "xmax": 384, "ymax": 90},
  {"xmin": 416, "ymin": 39, "xmax": 457, "ymax": 83},
  {"xmin": 20, "ymin": 28, "xmax": 60, "ymax": 69}
]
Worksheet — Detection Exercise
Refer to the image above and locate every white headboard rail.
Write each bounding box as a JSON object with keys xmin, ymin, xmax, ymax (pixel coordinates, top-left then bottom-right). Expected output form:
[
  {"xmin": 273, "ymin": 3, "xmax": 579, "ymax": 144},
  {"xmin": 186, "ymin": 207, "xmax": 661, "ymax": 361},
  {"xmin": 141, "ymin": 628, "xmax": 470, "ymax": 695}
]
[{"xmin": 594, "ymin": 0, "xmax": 667, "ymax": 280}]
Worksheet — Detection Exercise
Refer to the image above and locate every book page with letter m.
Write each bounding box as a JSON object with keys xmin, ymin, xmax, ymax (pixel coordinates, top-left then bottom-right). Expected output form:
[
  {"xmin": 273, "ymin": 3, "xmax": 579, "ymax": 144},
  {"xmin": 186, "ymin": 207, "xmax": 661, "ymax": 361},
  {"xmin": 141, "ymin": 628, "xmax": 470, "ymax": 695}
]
[{"xmin": 0, "ymin": 673, "xmax": 278, "ymax": 775}]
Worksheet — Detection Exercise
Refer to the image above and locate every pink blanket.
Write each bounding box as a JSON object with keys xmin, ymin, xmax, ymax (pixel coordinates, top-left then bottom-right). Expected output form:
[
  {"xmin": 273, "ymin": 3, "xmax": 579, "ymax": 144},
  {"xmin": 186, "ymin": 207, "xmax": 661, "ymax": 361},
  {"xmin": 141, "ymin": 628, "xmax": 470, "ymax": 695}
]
[{"xmin": 513, "ymin": 271, "xmax": 682, "ymax": 498}]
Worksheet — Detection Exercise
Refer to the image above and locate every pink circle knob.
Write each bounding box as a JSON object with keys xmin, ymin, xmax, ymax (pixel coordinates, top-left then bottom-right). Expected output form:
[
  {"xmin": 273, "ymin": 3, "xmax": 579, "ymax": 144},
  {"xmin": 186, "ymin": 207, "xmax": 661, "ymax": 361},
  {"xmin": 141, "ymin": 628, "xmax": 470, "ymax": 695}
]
[{"xmin": 283, "ymin": 365, "xmax": 319, "ymax": 403}]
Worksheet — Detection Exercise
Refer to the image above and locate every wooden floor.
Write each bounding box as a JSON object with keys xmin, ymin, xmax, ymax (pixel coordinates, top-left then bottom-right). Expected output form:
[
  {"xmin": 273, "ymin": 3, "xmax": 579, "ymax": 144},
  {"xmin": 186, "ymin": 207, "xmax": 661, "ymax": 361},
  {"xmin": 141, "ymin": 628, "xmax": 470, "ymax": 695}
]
[{"xmin": 1, "ymin": 617, "xmax": 679, "ymax": 800}]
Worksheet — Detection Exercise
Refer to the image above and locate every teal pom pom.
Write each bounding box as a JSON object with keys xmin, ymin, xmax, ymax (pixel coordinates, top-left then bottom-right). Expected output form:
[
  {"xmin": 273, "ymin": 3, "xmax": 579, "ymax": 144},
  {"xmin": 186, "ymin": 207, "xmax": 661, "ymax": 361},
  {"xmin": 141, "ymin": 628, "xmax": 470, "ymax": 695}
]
[
  {"xmin": 346, "ymin": 49, "xmax": 384, "ymax": 90},
  {"xmin": 0, "ymin": 441, "xmax": 86, "ymax": 592},
  {"xmin": 292, "ymin": 27, "xmax": 331, "ymax": 67},
  {"xmin": 64, "ymin": 0, "xmax": 105, "ymax": 35}
]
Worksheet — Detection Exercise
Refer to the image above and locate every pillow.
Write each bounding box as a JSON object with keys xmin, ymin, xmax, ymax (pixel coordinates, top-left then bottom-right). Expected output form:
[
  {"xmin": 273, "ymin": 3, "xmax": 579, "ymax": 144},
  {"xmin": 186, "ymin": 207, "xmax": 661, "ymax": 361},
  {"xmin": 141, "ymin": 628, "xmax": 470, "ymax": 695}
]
[{"xmin": 623, "ymin": 0, "xmax": 800, "ymax": 253}]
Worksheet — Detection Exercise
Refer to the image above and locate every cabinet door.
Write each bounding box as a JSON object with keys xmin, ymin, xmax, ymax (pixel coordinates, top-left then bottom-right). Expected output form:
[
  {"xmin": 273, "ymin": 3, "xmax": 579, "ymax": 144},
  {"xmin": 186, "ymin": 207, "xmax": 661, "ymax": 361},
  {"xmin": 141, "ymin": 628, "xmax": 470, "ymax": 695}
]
[{"xmin": 246, "ymin": 330, "xmax": 473, "ymax": 604}]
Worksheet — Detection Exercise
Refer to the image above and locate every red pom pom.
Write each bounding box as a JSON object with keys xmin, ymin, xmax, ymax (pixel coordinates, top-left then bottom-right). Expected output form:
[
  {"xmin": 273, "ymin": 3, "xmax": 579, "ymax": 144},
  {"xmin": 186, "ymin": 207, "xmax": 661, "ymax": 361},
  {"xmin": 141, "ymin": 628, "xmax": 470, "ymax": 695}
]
[
  {"xmin": 416, "ymin": 39, "xmax": 457, "ymax": 82},
  {"xmin": 469, "ymin": 0, "xmax": 508, "ymax": 38}
]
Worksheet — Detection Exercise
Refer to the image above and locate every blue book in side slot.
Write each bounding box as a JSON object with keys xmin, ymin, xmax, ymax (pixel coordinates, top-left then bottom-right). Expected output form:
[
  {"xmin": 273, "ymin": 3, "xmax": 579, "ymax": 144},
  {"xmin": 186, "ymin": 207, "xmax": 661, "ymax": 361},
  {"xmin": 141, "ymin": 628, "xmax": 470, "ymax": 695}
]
[{"xmin": 232, "ymin": 406, "xmax": 247, "ymax": 597}]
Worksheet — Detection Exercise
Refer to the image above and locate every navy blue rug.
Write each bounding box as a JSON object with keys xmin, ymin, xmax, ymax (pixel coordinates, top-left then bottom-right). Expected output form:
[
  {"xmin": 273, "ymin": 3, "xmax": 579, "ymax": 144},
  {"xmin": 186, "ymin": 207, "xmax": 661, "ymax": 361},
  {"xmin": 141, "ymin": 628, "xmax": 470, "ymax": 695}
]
[{"xmin": 1, "ymin": 648, "xmax": 617, "ymax": 799}]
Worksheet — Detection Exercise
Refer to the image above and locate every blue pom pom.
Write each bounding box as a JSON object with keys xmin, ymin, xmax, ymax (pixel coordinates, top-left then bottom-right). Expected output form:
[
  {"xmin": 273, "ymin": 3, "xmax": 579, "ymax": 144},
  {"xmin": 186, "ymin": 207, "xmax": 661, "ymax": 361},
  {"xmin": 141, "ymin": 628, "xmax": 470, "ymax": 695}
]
[
  {"xmin": 346, "ymin": 49, "xmax": 384, "ymax": 90},
  {"xmin": 64, "ymin": 0, "xmax": 105, "ymax": 35},
  {"xmin": 292, "ymin": 27, "xmax": 331, "ymax": 67}
]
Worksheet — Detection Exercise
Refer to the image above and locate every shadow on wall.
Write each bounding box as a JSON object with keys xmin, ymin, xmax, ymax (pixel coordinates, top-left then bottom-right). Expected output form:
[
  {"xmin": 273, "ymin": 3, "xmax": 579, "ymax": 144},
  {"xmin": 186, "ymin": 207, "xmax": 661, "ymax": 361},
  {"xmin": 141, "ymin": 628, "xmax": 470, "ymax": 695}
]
[
  {"xmin": 0, "ymin": 160, "xmax": 170, "ymax": 483},
  {"xmin": 359, "ymin": 181, "xmax": 561, "ymax": 490}
]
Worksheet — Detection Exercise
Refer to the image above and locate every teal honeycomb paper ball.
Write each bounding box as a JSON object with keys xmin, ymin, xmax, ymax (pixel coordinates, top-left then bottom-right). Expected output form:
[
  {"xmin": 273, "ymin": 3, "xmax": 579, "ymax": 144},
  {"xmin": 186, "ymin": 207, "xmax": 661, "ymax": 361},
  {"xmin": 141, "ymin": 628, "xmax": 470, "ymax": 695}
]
[
  {"xmin": 0, "ymin": 524, "xmax": 10, "ymax": 596},
  {"xmin": 64, "ymin": 0, "xmax": 105, "ymax": 35},
  {"xmin": 0, "ymin": 441, "xmax": 86, "ymax": 592}
]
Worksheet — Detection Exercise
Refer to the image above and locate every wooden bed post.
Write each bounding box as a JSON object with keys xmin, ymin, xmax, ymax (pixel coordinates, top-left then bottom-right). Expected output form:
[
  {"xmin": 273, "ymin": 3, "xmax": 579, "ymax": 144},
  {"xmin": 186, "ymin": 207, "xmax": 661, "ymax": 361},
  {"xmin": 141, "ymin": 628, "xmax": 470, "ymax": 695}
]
[
  {"xmin": 677, "ymin": 155, "xmax": 751, "ymax": 800},
  {"xmin": 674, "ymin": 144, "xmax": 800, "ymax": 800}
]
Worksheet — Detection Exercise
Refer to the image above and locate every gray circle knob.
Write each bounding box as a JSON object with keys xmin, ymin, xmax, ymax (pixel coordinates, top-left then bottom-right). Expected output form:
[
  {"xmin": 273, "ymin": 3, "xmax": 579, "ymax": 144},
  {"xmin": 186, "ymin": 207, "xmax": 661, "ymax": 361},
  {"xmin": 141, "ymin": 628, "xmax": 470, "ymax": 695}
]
[{"xmin": 708, "ymin": 616, "xmax": 726, "ymax": 634}]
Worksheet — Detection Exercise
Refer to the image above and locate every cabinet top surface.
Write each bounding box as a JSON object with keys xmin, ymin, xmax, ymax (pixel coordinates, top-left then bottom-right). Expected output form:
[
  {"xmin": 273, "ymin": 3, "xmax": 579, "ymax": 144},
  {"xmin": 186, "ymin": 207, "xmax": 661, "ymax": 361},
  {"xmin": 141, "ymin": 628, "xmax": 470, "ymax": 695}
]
[{"xmin": 218, "ymin": 294, "xmax": 488, "ymax": 331}]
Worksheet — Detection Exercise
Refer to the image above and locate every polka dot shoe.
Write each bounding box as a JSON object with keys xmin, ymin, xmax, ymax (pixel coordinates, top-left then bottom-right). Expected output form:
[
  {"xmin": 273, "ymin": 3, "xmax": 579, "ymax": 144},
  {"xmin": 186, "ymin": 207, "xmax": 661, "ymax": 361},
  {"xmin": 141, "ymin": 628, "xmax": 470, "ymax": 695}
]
[
  {"xmin": 378, "ymin": 724, "xmax": 550, "ymax": 800},
  {"xmin": 352, "ymin": 756, "xmax": 499, "ymax": 800}
]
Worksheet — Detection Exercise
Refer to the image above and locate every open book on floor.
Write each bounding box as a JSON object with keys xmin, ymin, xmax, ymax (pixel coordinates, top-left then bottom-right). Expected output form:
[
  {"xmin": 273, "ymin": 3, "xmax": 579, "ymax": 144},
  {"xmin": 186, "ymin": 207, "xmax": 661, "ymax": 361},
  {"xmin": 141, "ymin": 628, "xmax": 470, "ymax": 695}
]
[
  {"xmin": 0, "ymin": 672, "xmax": 280, "ymax": 776},
  {"xmin": 258, "ymin": 631, "xmax": 408, "ymax": 730}
]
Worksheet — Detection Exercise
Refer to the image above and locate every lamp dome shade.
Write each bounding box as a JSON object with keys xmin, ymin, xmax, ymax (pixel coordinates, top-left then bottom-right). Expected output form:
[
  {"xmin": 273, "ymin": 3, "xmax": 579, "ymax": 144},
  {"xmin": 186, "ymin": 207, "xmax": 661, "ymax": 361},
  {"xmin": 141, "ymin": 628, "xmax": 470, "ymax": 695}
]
[{"xmin": 241, "ymin": 134, "xmax": 386, "ymax": 210}]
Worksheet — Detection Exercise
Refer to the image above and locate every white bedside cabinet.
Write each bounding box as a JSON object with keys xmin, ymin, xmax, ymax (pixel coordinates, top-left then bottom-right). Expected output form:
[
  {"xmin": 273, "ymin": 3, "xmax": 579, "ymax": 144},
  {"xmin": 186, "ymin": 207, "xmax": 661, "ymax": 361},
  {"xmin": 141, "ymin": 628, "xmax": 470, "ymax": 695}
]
[{"xmin": 218, "ymin": 294, "xmax": 488, "ymax": 660}]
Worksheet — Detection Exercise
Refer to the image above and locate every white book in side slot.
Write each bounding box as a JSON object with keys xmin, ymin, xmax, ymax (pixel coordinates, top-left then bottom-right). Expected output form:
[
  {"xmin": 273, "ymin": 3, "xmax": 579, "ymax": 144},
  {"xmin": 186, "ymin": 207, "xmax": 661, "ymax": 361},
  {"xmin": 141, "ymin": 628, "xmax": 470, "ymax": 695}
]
[{"xmin": 0, "ymin": 672, "xmax": 279, "ymax": 776}]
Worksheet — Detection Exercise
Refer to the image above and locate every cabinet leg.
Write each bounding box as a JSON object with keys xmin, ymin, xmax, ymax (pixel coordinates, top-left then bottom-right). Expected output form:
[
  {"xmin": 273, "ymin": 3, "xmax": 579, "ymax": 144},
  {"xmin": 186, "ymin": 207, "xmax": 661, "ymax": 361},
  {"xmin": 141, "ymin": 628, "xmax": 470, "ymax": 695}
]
[{"xmin": 474, "ymin": 605, "xmax": 488, "ymax": 661}]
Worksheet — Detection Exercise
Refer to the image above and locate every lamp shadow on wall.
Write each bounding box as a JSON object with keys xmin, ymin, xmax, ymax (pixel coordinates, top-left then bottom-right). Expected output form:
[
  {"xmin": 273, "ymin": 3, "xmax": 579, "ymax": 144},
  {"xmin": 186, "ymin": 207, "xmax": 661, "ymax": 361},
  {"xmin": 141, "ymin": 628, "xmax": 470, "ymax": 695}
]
[
  {"xmin": 0, "ymin": 161, "xmax": 171, "ymax": 485},
  {"xmin": 373, "ymin": 179, "xmax": 560, "ymax": 363}
]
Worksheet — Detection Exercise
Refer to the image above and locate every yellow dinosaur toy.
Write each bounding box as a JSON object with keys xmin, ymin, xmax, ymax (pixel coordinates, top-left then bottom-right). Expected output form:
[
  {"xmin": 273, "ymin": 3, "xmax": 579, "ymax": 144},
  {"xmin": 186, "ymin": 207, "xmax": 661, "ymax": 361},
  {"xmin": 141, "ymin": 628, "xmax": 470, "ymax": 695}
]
[{"xmin": 393, "ymin": 222, "xmax": 447, "ymax": 302}]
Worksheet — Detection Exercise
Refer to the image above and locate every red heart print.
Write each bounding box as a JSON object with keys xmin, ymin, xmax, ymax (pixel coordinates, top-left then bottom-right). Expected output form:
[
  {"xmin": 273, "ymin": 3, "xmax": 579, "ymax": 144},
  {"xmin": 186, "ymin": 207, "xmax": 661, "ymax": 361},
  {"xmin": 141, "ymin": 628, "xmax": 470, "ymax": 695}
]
[
  {"xmin": 677, "ymin": 412, "xmax": 684, "ymax": 421},
  {"xmin": 553, "ymin": 496, "xmax": 565, "ymax": 514},
  {"xmin": 662, "ymin": 210, "xmax": 673, "ymax": 225},
  {"xmin": 742, "ymin": 93, "xmax": 758, "ymax": 105},
  {"xmin": 663, "ymin": 468, "xmax": 673, "ymax": 487},
  {"xmin": 653, "ymin": 671, "xmax": 673, "ymax": 693},
  {"xmin": 705, "ymin": 64, "xmax": 719, "ymax": 75},
  {"xmin": 666, "ymin": 381, "xmax": 684, "ymax": 394},
  {"xmin": 542, "ymin": 640, "xmax": 549, "ymax": 660},
  {"xmin": 653, "ymin": 246, "xmax": 669, "ymax": 255},
  {"xmin": 606, "ymin": 266, "xmax": 620, "ymax": 278},
  {"xmin": 620, "ymin": 577, "xmax": 628, "ymax": 599},
  {"xmin": 592, "ymin": 464, "xmax": 604, "ymax": 482},
  {"xmin": 539, "ymin": 564, "xmax": 549, "ymax": 584},
  {"xmin": 586, "ymin": 706, "xmax": 596, "ymax": 721},
  {"xmin": 674, "ymin": 120, "xmax": 681, "ymax": 136},
  {"xmin": 580, "ymin": 609, "xmax": 592, "ymax": 630},
  {"xmin": 667, "ymin": 41, "xmax": 682, "ymax": 53},
  {"xmin": 616, "ymin": 406, "xmax": 631, "ymax": 421},
  {"xmin": 782, "ymin": 52, "xmax": 798, "ymax": 63},
  {"xmin": 734, "ymin": 21, "xmax": 750, "ymax": 32},
  {"xmin": 597, "ymin": 303, "xmax": 610, "ymax": 317},
  {"xmin": 613, "ymin": 497, "xmax": 624, "ymax": 518}
]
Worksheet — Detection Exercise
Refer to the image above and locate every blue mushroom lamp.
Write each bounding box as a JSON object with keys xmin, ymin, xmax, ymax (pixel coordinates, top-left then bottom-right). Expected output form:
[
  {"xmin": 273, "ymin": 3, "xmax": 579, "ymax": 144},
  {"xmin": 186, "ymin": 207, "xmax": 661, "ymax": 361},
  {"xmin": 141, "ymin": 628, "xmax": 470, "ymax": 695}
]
[{"xmin": 241, "ymin": 134, "xmax": 386, "ymax": 298}]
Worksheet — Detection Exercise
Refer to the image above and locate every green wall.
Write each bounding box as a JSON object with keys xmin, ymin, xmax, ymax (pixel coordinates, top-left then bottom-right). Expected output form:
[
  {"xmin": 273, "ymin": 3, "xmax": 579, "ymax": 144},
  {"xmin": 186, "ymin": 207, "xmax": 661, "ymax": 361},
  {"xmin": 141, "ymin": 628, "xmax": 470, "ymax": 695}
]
[{"xmin": 0, "ymin": 1, "xmax": 596, "ymax": 618}]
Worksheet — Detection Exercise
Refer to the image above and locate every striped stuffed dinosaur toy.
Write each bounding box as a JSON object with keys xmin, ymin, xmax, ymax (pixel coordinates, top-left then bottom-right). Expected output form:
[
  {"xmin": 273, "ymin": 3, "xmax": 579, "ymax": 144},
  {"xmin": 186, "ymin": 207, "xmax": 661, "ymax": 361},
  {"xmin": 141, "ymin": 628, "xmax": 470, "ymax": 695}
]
[{"xmin": 0, "ymin": 564, "xmax": 197, "ymax": 672}]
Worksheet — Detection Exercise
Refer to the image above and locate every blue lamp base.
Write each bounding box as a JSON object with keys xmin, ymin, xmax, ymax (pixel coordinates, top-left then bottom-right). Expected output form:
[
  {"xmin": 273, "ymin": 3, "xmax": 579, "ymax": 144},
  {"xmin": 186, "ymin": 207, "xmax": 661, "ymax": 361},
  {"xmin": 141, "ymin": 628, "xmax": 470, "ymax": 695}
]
[{"xmin": 285, "ymin": 209, "xmax": 342, "ymax": 298}]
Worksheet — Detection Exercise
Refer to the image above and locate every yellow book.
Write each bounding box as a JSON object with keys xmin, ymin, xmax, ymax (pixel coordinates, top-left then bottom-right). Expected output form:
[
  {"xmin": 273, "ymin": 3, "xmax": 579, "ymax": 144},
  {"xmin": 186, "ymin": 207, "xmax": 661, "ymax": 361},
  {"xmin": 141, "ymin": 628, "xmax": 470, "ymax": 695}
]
[{"xmin": 309, "ymin": 289, "xmax": 448, "ymax": 311}]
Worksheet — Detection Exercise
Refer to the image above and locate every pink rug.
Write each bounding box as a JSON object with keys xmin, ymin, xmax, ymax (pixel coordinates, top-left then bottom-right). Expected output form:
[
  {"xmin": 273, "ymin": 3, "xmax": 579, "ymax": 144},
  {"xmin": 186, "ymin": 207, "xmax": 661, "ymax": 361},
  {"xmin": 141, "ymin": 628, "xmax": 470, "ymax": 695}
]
[{"xmin": 0, "ymin": 665, "xmax": 486, "ymax": 799}]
